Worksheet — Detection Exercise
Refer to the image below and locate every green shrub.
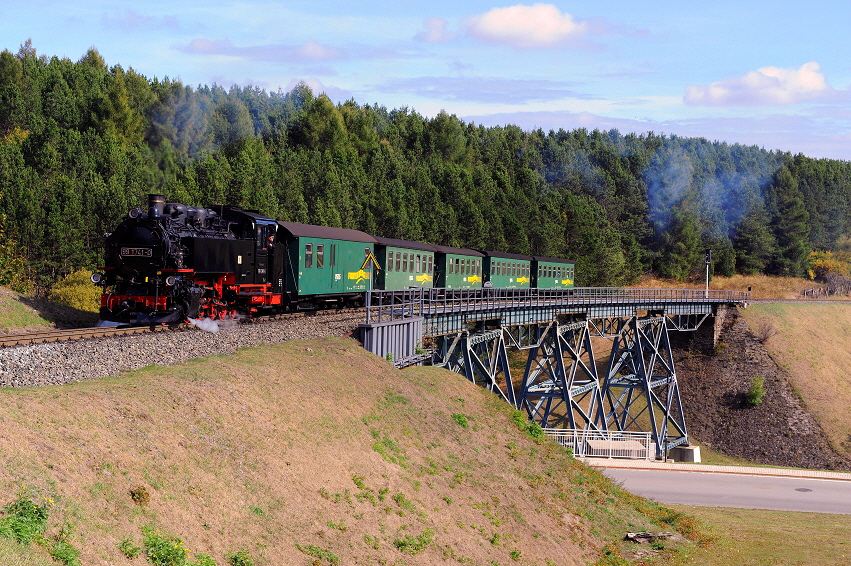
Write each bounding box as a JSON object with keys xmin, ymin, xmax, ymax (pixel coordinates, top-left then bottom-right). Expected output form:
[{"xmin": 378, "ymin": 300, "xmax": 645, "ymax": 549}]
[
  {"xmin": 49, "ymin": 537, "xmax": 81, "ymax": 566},
  {"xmin": 189, "ymin": 554, "xmax": 218, "ymax": 566},
  {"xmin": 49, "ymin": 270, "xmax": 101, "ymax": 312},
  {"xmin": 0, "ymin": 224, "xmax": 32, "ymax": 293},
  {"xmin": 745, "ymin": 376, "xmax": 767, "ymax": 406},
  {"xmin": 511, "ymin": 410, "xmax": 544, "ymax": 439},
  {"xmin": 393, "ymin": 528, "xmax": 434, "ymax": 555},
  {"xmin": 118, "ymin": 538, "xmax": 142, "ymax": 558},
  {"xmin": 451, "ymin": 413, "xmax": 469, "ymax": 428},
  {"xmin": 0, "ymin": 497, "xmax": 49, "ymax": 545},
  {"xmin": 142, "ymin": 526, "xmax": 189, "ymax": 566},
  {"xmin": 227, "ymin": 549, "xmax": 254, "ymax": 566}
]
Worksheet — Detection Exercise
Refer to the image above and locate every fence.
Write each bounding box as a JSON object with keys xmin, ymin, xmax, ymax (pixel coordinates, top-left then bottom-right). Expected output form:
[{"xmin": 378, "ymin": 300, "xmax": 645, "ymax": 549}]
[
  {"xmin": 365, "ymin": 287, "xmax": 751, "ymax": 324},
  {"xmin": 543, "ymin": 428, "xmax": 654, "ymax": 460}
]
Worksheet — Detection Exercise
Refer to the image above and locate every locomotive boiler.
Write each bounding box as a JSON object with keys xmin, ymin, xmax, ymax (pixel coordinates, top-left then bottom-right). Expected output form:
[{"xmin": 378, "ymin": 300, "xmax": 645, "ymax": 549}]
[{"xmin": 94, "ymin": 194, "xmax": 282, "ymax": 324}]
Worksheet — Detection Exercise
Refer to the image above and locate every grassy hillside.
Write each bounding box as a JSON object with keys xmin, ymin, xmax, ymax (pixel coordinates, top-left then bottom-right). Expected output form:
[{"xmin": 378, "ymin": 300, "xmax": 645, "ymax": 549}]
[
  {"xmin": 0, "ymin": 337, "xmax": 701, "ymax": 566},
  {"xmin": 0, "ymin": 287, "xmax": 98, "ymax": 333},
  {"xmin": 739, "ymin": 303, "xmax": 851, "ymax": 460}
]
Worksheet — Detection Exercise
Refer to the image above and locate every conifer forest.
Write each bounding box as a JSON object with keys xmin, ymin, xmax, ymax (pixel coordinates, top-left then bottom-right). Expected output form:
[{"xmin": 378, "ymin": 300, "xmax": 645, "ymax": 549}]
[{"xmin": 2, "ymin": 42, "xmax": 850, "ymax": 292}]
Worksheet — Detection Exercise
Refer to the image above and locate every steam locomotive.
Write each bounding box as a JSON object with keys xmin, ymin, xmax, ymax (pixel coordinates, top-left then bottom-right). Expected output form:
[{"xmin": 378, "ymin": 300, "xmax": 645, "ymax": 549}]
[{"xmin": 93, "ymin": 194, "xmax": 575, "ymax": 325}]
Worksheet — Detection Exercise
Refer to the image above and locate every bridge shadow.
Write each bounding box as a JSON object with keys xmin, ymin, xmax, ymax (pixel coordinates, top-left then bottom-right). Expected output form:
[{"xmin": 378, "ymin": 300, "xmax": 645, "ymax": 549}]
[{"xmin": 13, "ymin": 295, "xmax": 100, "ymax": 330}]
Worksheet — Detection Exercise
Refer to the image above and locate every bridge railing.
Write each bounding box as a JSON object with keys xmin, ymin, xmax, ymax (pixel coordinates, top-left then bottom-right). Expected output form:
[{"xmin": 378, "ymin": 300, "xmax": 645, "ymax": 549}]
[
  {"xmin": 365, "ymin": 287, "xmax": 750, "ymax": 323},
  {"xmin": 543, "ymin": 428, "xmax": 654, "ymax": 460}
]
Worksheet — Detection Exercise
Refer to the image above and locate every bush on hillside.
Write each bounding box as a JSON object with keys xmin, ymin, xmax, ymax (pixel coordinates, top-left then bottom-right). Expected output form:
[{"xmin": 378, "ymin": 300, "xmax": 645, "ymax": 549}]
[
  {"xmin": 0, "ymin": 234, "xmax": 32, "ymax": 294},
  {"xmin": 49, "ymin": 270, "xmax": 101, "ymax": 313}
]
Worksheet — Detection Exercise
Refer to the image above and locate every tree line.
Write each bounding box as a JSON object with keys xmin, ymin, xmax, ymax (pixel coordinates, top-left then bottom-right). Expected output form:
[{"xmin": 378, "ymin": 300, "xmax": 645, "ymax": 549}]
[{"xmin": 1, "ymin": 41, "xmax": 848, "ymax": 292}]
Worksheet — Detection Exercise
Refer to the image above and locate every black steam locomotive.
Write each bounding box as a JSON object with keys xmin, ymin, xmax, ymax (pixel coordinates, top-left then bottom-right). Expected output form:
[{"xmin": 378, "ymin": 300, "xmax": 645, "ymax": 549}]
[{"xmin": 96, "ymin": 194, "xmax": 284, "ymax": 324}]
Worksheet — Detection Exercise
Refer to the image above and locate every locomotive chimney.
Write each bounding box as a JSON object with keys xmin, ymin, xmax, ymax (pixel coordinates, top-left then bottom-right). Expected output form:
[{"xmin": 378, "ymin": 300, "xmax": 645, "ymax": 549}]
[{"xmin": 148, "ymin": 194, "xmax": 165, "ymax": 218}]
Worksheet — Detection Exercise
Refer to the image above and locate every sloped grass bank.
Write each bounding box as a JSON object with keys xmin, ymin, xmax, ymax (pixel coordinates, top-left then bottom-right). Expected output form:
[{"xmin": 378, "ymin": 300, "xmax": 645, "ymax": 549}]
[
  {"xmin": 0, "ymin": 337, "xmax": 702, "ymax": 565},
  {"xmin": 740, "ymin": 303, "xmax": 851, "ymax": 460}
]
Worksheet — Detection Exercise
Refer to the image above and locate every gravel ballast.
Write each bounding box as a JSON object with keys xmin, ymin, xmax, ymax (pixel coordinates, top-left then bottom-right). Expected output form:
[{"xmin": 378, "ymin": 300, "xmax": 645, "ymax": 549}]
[{"xmin": 0, "ymin": 313, "xmax": 363, "ymax": 387}]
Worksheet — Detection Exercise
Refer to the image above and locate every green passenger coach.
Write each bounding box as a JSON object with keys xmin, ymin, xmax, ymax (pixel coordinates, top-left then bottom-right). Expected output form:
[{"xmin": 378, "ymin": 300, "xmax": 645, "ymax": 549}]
[
  {"xmin": 277, "ymin": 221, "xmax": 377, "ymax": 297},
  {"xmin": 482, "ymin": 251, "xmax": 533, "ymax": 289},
  {"xmin": 433, "ymin": 245, "xmax": 484, "ymax": 290},
  {"xmin": 374, "ymin": 237, "xmax": 437, "ymax": 290},
  {"xmin": 532, "ymin": 256, "xmax": 576, "ymax": 290}
]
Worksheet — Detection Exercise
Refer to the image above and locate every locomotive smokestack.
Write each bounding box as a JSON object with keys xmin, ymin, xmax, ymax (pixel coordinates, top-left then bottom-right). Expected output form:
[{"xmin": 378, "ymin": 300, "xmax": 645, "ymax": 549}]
[{"xmin": 148, "ymin": 194, "xmax": 165, "ymax": 218}]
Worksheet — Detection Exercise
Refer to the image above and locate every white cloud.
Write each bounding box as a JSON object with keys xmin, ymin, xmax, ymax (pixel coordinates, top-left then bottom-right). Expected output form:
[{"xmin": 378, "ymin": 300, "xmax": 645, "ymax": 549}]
[
  {"xmin": 180, "ymin": 38, "xmax": 342, "ymax": 63},
  {"xmin": 467, "ymin": 3, "xmax": 588, "ymax": 48},
  {"xmin": 295, "ymin": 40, "xmax": 340, "ymax": 61},
  {"xmin": 415, "ymin": 17, "xmax": 456, "ymax": 43},
  {"xmin": 685, "ymin": 62, "xmax": 833, "ymax": 106}
]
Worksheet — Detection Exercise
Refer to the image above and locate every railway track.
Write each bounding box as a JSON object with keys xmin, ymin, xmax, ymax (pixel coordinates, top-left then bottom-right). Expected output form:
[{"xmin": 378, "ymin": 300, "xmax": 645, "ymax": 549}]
[
  {"xmin": 0, "ymin": 307, "xmax": 365, "ymax": 349},
  {"xmin": 0, "ymin": 325, "xmax": 173, "ymax": 348}
]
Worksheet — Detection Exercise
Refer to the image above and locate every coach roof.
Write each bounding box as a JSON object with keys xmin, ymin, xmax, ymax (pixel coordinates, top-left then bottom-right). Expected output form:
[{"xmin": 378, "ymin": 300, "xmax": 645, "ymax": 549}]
[
  {"xmin": 431, "ymin": 244, "xmax": 485, "ymax": 257},
  {"xmin": 277, "ymin": 221, "xmax": 377, "ymax": 243},
  {"xmin": 532, "ymin": 255, "xmax": 576, "ymax": 264},
  {"xmin": 482, "ymin": 250, "xmax": 533, "ymax": 261},
  {"xmin": 373, "ymin": 236, "xmax": 437, "ymax": 252}
]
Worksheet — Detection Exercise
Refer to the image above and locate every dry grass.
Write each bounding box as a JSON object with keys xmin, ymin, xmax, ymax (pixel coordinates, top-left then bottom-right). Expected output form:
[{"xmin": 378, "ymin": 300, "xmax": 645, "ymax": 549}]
[
  {"xmin": 633, "ymin": 274, "xmax": 824, "ymax": 300},
  {"xmin": 666, "ymin": 505, "xmax": 851, "ymax": 565},
  {"xmin": 740, "ymin": 303, "xmax": 851, "ymax": 459},
  {"xmin": 0, "ymin": 337, "xmax": 690, "ymax": 565}
]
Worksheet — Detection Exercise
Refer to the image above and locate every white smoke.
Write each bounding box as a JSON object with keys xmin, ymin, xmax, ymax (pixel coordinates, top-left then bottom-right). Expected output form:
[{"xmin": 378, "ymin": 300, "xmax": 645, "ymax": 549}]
[{"xmin": 188, "ymin": 318, "xmax": 220, "ymax": 333}]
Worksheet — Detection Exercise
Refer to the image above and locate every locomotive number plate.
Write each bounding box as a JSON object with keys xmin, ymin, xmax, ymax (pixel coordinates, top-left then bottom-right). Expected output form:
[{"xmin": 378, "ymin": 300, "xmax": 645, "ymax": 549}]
[{"xmin": 121, "ymin": 247, "xmax": 153, "ymax": 257}]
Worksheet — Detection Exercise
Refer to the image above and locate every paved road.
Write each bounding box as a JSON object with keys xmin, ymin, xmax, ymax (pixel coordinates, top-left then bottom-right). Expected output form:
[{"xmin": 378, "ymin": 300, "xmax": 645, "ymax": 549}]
[{"xmin": 601, "ymin": 468, "xmax": 851, "ymax": 514}]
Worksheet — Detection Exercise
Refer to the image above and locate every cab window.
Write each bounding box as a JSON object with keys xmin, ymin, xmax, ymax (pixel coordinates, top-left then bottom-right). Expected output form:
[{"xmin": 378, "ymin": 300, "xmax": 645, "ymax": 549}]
[{"xmin": 305, "ymin": 243, "xmax": 313, "ymax": 268}]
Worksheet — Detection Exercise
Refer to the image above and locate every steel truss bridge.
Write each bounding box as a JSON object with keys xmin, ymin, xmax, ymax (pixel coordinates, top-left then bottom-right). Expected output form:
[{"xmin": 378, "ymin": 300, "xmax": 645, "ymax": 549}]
[{"xmin": 360, "ymin": 287, "xmax": 749, "ymax": 459}]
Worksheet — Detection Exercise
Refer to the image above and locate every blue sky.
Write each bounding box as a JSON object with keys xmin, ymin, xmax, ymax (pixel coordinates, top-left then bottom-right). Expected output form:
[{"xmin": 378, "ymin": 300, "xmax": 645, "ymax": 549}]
[{"xmin": 3, "ymin": 1, "xmax": 850, "ymax": 159}]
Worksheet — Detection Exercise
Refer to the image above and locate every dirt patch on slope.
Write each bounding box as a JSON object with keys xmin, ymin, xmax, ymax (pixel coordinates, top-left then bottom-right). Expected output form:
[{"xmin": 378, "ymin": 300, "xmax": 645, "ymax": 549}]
[{"xmin": 675, "ymin": 312, "xmax": 851, "ymax": 471}]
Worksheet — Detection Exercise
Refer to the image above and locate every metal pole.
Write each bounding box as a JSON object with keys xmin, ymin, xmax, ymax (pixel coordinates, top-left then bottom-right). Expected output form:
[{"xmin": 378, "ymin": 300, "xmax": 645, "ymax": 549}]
[{"xmin": 704, "ymin": 249, "xmax": 711, "ymax": 299}]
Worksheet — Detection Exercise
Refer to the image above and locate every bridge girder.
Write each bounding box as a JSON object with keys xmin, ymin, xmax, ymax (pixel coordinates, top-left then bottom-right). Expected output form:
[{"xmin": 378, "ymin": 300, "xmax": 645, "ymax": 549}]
[{"xmin": 603, "ymin": 316, "xmax": 688, "ymax": 458}]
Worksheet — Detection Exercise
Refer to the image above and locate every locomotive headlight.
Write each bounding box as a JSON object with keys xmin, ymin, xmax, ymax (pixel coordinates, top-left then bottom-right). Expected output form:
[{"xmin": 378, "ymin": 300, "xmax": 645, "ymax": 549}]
[
  {"xmin": 90, "ymin": 272, "xmax": 103, "ymax": 284},
  {"xmin": 165, "ymin": 276, "xmax": 176, "ymax": 286},
  {"xmin": 128, "ymin": 208, "xmax": 141, "ymax": 219}
]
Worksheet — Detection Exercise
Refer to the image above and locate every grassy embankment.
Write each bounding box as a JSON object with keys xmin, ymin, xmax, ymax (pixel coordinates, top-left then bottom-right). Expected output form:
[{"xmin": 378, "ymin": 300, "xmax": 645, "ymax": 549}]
[
  {"xmin": 0, "ymin": 335, "xmax": 715, "ymax": 566},
  {"xmin": 2, "ymin": 277, "xmax": 850, "ymax": 564}
]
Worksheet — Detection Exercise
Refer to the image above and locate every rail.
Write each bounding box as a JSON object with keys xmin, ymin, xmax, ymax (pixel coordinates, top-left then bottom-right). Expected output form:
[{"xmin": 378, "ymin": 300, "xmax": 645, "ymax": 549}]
[
  {"xmin": 0, "ymin": 325, "xmax": 171, "ymax": 348},
  {"xmin": 365, "ymin": 287, "xmax": 750, "ymax": 324}
]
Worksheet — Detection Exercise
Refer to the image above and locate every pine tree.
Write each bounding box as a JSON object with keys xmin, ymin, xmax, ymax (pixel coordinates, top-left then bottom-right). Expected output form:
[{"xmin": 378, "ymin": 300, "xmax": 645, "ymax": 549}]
[{"xmin": 767, "ymin": 166, "xmax": 810, "ymax": 276}]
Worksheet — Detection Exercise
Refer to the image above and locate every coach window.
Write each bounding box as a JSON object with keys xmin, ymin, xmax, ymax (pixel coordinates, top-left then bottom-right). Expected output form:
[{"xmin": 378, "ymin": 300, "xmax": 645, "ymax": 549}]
[
  {"xmin": 387, "ymin": 251, "xmax": 393, "ymax": 271},
  {"xmin": 428, "ymin": 255, "xmax": 433, "ymax": 274},
  {"xmin": 305, "ymin": 243, "xmax": 313, "ymax": 268},
  {"xmin": 402, "ymin": 253, "xmax": 408, "ymax": 272},
  {"xmin": 395, "ymin": 251, "xmax": 401, "ymax": 272},
  {"xmin": 415, "ymin": 254, "xmax": 421, "ymax": 273},
  {"xmin": 317, "ymin": 244, "xmax": 324, "ymax": 268},
  {"xmin": 330, "ymin": 244, "xmax": 336, "ymax": 267}
]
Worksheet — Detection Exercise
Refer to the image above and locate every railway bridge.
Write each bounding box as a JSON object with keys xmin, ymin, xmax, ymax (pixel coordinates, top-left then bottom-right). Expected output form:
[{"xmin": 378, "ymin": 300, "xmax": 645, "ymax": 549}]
[{"xmin": 359, "ymin": 287, "xmax": 749, "ymax": 459}]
